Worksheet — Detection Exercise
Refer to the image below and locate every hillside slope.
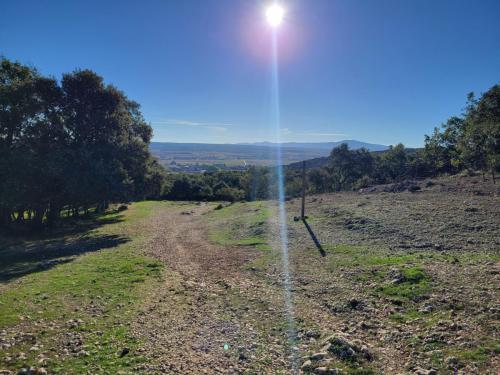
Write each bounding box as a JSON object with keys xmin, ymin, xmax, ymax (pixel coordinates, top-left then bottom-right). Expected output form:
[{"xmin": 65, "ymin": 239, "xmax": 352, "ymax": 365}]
[
  {"xmin": 0, "ymin": 175, "xmax": 498, "ymax": 374},
  {"xmin": 137, "ymin": 175, "xmax": 499, "ymax": 374}
]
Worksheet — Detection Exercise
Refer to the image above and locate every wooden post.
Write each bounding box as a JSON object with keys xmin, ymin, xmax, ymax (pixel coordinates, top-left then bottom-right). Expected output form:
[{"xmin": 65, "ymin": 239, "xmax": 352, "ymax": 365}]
[{"xmin": 301, "ymin": 160, "xmax": 306, "ymax": 219}]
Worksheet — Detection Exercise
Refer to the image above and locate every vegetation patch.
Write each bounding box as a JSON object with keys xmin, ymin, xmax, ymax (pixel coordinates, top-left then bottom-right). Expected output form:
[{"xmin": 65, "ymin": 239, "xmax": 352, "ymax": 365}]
[
  {"xmin": 379, "ymin": 266, "xmax": 430, "ymax": 302},
  {"xmin": 0, "ymin": 202, "xmax": 166, "ymax": 374},
  {"xmin": 325, "ymin": 245, "xmax": 426, "ymax": 270},
  {"xmin": 452, "ymin": 344, "xmax": 499, "ymax": 363},
  {"xmin": 205, "ymin": 201, "xmax": 272, "ymax": 250}
]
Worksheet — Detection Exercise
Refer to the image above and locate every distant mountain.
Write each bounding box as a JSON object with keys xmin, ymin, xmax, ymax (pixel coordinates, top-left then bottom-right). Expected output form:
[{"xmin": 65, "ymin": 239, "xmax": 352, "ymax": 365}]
[{"xmin": 238, "ymin": 140, "xmax": 389, "ymax": 152}]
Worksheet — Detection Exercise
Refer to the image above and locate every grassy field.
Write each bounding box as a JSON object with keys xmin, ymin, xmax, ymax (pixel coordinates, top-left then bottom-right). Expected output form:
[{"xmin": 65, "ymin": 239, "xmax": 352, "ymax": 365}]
[
  {"xmin": 0, "ymin": 176, "xmax": 498, "ymax": 374},
  {"xmin": 0, "ymin": 202, "xmax": 167, "ymax": 374}
]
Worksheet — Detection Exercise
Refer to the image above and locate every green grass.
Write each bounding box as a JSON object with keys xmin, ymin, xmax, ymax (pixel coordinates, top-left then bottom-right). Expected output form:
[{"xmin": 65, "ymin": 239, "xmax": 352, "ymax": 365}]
[
  {"xmin": 324, "ymin": 244, "xmax": 470, "ymax": 269},
  {"xmin": 325, "ymin": 244, "xmax": 421, "ymax": 268},
  {"xmin": 205, "ymin": 201, "xmax": 272, "ymax": 250},
  {"xmin": 389, "ymin": 309, "xmax": 454, "ymax": 328},
  {"xmin": 379, "ymin": 266, "xmax": 430, "ymax": 301},
  {"xmin": 0, "ymin": 201, "xmax": 169, "ymax": 373},
  {"xmin": 456, "ymin": 341, "xmax": 499, "ymax": 360},
  {"xmin": 424, "ymin": 341, "xmax": 500, "ymax": 373},
  {"xmin": 323, "ymin": 246, "xmax": 436, "ymax": 302}
]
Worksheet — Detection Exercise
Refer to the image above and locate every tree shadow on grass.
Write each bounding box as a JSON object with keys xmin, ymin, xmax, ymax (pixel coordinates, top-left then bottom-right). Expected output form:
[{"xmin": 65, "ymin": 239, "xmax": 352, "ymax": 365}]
[
  {"xmin": 0, "ymin": 209, "xmax": 132, "ymax": 283},
  {"xmin": 0, "ymin": 233, "xmax": 130, "ymax": 282},
  {"xmin": 51, "ymin": 210, "xmax": 128, "ymax": 236},
  {"xmin": 1, "ymin": 209, "xmax": 128, "ymax": 240}
]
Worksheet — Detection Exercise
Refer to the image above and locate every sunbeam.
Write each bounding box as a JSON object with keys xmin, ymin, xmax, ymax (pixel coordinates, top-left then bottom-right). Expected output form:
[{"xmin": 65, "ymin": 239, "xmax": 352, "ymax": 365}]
[{"xmin": 269, "ymin": 14, "xmax": 299, "ymax": 373}]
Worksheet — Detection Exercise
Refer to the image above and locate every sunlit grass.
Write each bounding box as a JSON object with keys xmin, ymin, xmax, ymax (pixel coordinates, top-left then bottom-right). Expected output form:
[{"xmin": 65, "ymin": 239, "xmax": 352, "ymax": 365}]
[
  {"xmin": 205, "ymin": 201, "xmax": 272, "ymax": 250},
  {"xmin": 0, "ymin": 201, "xmax": 167, "ymax": 373}
]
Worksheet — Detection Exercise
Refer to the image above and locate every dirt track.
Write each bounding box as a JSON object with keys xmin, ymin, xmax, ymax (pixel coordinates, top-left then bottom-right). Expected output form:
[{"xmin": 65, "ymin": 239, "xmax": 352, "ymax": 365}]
[{"xmin": 133, "ymin": 204, "xmax": 295, "ymax": 374}]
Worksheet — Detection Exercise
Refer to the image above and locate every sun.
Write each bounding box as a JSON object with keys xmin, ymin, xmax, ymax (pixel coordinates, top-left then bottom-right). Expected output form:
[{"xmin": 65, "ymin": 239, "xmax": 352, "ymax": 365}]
[{"xmin": 266, "ymin": 4, "xmax": 285, "ymax": 27}]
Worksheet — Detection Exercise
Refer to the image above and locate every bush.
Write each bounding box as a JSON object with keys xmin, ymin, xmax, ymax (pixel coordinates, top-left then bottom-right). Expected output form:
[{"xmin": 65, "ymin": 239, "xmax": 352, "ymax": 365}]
[
  {"xmin": 354, "ymin": 176, "xmax": 373, "ymax": 190},
  {"xmin": 214, "ymin": 187, "xmax": 245, "ymax": 202}
]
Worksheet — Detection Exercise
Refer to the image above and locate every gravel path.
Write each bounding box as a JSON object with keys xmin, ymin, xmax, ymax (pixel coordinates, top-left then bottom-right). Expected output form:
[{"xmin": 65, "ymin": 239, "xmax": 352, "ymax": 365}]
[{"xmin": 132, "ymin": 204, "xmax": 295, "ymax": 374}]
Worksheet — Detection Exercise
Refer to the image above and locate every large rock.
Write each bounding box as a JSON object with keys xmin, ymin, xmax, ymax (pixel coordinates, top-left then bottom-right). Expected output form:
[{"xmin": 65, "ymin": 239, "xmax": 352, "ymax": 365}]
[
  {"xmin": 301, "ymin": 360, "xmax": 313, "ymax": 371},
  {"xmin": 322, "ymin": 335, "xmax": 372, "ymax": 362}
]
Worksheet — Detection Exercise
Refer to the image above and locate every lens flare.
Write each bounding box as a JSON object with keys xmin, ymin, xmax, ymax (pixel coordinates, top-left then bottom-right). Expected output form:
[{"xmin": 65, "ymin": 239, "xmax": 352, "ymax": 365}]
[
  {"xmin": 269, "ymin": 17, "xmax": 298, "ymax": 374},
  {"xmin": 266, "ymin": 4, "xmax": 284, "ymax": 27}
]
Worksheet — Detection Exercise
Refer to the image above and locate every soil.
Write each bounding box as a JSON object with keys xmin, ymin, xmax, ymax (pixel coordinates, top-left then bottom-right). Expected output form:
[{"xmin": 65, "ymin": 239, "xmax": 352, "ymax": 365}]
[{"xmin": 133, "ymin": 204, "xmax": 294, "ymax": 374}]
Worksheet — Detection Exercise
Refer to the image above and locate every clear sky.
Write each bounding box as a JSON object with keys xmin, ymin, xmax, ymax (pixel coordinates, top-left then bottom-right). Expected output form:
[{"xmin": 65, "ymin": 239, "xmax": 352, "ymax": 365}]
[{"xmin": 1, "ymin": 0, "xmax": 499, "ymax": 147}]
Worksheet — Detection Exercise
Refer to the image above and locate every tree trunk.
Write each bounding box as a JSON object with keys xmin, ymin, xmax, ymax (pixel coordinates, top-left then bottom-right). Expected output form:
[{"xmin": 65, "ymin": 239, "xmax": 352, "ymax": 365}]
[
  {"xmin": 492, "ymin": 169, "xmax": 496, "ymax": 185},
  {"xmin": 32, "ymin": 207, "xmax": 45, "ymax": 230},
  {"xmin": 0, "ymin": 206, "xmax": 11, "ymax": 228},
  {"xmin": 46, "ymin": 203, "xmax": 61, "ymax": 227},
  {"xmin": 15, "ymin": 210, "xmax": 24, "ymax": 223}
]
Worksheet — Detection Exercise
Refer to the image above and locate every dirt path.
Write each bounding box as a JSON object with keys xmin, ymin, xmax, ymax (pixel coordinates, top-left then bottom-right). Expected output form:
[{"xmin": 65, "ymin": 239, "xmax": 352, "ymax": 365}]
[
  {"xmin": 132, "ymin": 203, "xmax": 294, "ymax": 374},
  {"xmin": 146, "ymin": 204, "xmax": 253, "ymax": 280}
]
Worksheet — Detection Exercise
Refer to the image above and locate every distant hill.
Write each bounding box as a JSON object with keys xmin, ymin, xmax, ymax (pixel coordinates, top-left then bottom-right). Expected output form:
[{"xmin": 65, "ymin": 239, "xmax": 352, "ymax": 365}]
[
  {"xmin": 238, "ymin": 140, "xmax": 388, "ymax": 152},
  {"xmin": 150, "ymin": 141, "xmax": 389, "ymax": 170},
  {"xmin": 286, "ymin": 146, "xmax": 422, "ymax": 171},
  {"xmin": 286, "ymin": 156, "xmax": 331, "ymax": 170}
]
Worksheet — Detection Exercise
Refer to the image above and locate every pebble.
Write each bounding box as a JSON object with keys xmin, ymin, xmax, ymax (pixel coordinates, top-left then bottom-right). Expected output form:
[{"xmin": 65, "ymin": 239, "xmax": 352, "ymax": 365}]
[
  {"xmin": 419, "ymin": 304, "xmax": 434, "ymax": 313},
  {"xmin": 314, "ymin": 367, "xmax": 340, "ymax": 375},
  {"xmin": 310, "ymin": 352, "xmax": 328, "ymax": 360},
  {"xmin": 445, "ymin": 356, "xmax": 459, "ymax": 367},
  {"xmin": 301, "ymin": 360, "xmax": 312, "ymax": 371}
]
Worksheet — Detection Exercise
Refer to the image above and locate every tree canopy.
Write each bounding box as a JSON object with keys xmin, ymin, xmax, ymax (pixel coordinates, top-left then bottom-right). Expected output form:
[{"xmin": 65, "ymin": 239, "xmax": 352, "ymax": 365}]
[{"xmin": 0, "ymin": 58, "xmax": 163, "ymax": 229}]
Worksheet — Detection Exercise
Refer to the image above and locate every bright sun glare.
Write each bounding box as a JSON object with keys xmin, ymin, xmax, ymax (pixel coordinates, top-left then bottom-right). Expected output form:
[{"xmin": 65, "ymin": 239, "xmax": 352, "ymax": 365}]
[{"xmin": 266, "ymin": 4, "xmax": 284, "ymax": 27}]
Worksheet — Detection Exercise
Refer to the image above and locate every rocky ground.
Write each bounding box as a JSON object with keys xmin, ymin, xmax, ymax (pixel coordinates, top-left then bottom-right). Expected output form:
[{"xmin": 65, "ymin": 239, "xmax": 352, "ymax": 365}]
[
  {"xmin": 130, "ymin": 175, "xmax": 499, "ymax": 374},
  {"xmin": 0, "ymin": 175, "xmax": 498, "ymax": 374}
]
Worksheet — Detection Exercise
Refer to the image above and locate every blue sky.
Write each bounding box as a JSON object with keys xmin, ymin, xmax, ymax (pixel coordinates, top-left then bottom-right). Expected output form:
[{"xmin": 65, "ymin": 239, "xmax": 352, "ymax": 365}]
[{"xmin": 1, "ymin": 0, "xmax": 499, "ymax": 147}]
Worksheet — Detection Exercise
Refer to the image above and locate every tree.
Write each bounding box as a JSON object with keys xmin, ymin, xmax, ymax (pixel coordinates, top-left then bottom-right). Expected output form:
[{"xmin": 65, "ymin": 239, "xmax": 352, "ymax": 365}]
[
  {"xmin": 0, "ymin": 59, "xmax": 65, "ymax": 227},
  {"xmin": 60, "ymin": 69, "xmax": 155, "ymax": 212},
  {"xmin": 242, "ymin": 166, "xmax": 270, "ymax": 201},
  {"xmin": 329, "ymin": 144, "xmax": 374, "ymax": 190},
  {"xmin": 308, "ymin": 168, "xmax": 332, "ymax": 193},
  {"xmin": 0, "ymin": 58, "xmax": 160, "ymax": 229},
  {"xmin": 459, "ymin": 85, "xmax": 500, "ymax": 182},
  {"xmin": 377, "ymin": 143, "xmax": 409, "ymax": 182},
  {"xmin": 422, "ymin": 117, "xmax": 464, "ymax": 176}
]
